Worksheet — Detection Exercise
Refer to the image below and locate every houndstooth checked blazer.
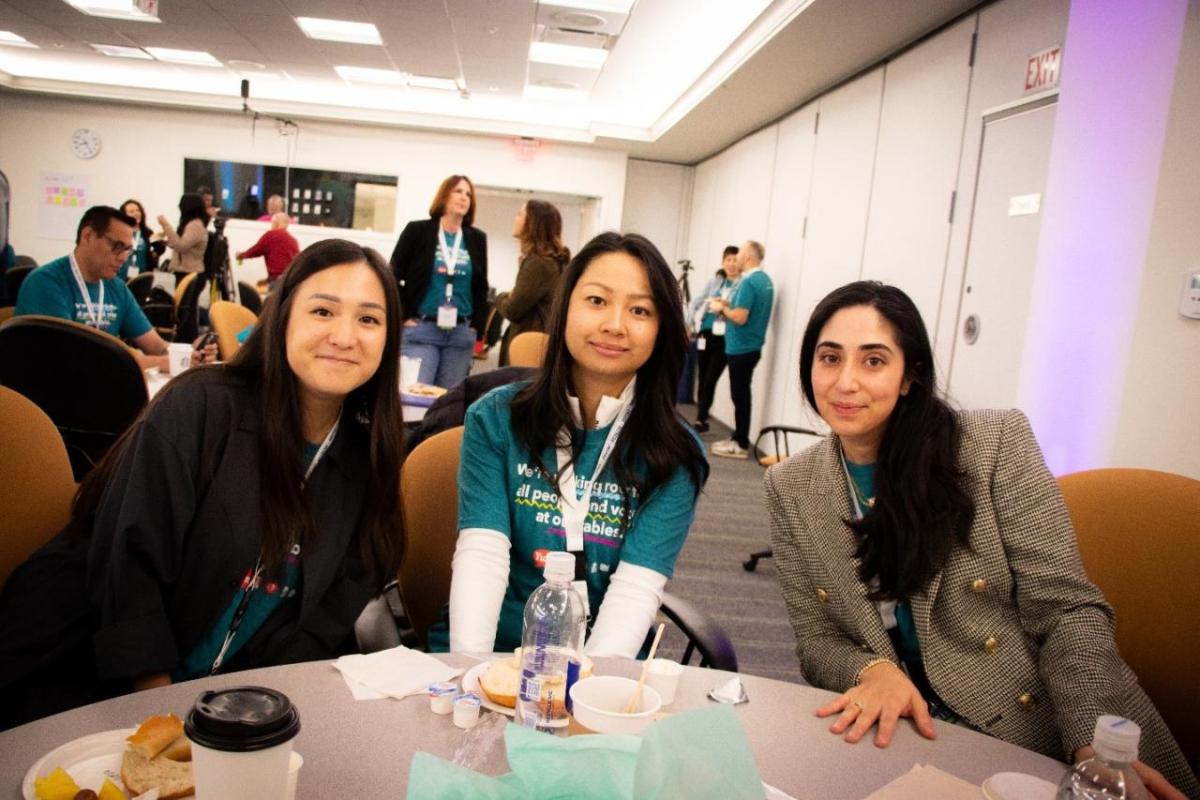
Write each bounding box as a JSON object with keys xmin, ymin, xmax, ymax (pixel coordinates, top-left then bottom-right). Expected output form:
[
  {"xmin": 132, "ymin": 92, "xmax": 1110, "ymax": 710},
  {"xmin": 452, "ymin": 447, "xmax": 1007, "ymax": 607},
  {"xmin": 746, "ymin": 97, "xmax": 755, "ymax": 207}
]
[{"xmin": 765, "ymin": 409, "xmax": 1198, "ymax": 795}]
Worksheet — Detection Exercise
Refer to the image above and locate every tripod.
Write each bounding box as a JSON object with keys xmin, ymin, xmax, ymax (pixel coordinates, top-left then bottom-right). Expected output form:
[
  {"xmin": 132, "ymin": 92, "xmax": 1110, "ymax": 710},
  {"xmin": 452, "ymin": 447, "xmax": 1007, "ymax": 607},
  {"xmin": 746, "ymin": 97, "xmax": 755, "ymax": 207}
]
[{"xmin": 677, "ymin": 259, "xmax": 693, "ymax": 305}]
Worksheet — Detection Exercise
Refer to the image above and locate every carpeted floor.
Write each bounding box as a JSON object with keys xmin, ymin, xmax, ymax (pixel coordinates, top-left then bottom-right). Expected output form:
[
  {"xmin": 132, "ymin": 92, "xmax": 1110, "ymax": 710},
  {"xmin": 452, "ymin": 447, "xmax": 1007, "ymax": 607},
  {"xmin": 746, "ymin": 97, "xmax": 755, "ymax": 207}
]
[{"xmin": 654, "ymin": 414, "xmax": 808, "ymax": 685}]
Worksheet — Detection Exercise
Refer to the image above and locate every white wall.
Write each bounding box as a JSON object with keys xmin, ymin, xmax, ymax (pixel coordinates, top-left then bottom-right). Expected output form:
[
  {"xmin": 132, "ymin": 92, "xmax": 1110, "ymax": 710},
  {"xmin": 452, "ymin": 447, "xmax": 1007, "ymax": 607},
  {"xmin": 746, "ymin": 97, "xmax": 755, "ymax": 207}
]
[
  {"xmin": 0, "ymin": 93, "xmax": 628, "ymax": 280},
  {"xmin": 620, "ymin": 159, "xmax": 692, "ymax": 269}
]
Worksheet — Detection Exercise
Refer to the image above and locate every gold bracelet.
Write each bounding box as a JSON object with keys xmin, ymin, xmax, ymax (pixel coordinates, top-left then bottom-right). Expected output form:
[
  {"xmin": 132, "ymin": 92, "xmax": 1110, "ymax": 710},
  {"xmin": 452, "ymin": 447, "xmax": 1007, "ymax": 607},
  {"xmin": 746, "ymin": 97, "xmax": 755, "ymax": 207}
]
[{"xmin": 854, "ymin": 657, "xmax": 893, "ymax": 686}]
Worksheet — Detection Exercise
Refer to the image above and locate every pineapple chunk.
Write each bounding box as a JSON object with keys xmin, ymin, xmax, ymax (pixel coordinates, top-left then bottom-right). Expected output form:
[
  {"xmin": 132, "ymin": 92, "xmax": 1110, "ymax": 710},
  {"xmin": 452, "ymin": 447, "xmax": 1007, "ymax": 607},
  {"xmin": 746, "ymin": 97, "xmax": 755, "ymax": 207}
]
[
  {"xmin": 33, "ymin": 767, "xmax": 80, "ymax": 800},
  {"xmin": 99, "ymin": 778, "xmax": 128, "ymax": 800}
]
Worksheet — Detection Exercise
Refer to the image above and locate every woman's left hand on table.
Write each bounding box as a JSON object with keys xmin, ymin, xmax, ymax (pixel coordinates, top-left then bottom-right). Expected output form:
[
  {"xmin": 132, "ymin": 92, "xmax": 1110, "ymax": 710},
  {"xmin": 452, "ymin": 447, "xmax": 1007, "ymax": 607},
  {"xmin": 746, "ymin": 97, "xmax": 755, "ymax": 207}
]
[{"xmin": 816, "ymin": 661, "xmax": 936, "ymax": 747}]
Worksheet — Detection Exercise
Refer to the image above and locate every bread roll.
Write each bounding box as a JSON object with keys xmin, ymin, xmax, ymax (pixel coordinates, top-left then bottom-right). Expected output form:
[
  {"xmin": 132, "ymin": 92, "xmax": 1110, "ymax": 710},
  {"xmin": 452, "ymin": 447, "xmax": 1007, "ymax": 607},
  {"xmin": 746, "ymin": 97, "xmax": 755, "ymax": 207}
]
[
  {"xmin": 120, "ymin": 749, "xmax": 193, "ymax": 800},
  {"xmin": 125, "ymin": 714, "xmax": 184, "ymax": 759},
  {"xmin": 479, "ymin": 651, "xmax": 594, "ymax": 710},
  {"xmin": 160, "ymin": 734, "xmax": 192, "ymax": 762}
]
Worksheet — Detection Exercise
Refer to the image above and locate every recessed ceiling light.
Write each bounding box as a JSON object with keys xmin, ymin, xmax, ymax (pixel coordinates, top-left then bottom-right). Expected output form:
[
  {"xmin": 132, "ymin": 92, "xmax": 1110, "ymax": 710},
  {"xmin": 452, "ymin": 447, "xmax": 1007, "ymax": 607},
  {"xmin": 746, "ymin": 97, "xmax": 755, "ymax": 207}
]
[
  {"xmin": 335, "ymin": 65, "xmax": 406, "ymax": 86},
  {"xmin": 296, "ymin": 17, "xmax": 382, "ymax": 45},
  {"xmin": 524, "ymin": 84, "xmax": 589, "ymax": 102},
  {"xmin": 91, "ymin": 43, "xmax": 151, "ymax": 59},
  {"xmin": 145, "ymin": 47, "xmax": 223, "ymax": 67},
  {"xmin": 546, "ymin": 0, "xmax": 635, "ymax": 13},
  {"xmin": 0, "ymin": 31, "xmax": 37, "ymax": 48},
  {"xmin": 227, "ymin": 59, "xmax": 267, "ymax": 71},
  {"xmin": 550, "ymin": 11, "xmax": 607, "ymax": 28},
  {"xmin": 408, "ymin": 74, "xmax": 460, "ymax": 92},
  {"xmin": 529, "ymin": 41, "xmax": 608, "ymax": 69},
  {"xmin": 62, "ymin": 0, "xmax": 161, "ymax": 23}
]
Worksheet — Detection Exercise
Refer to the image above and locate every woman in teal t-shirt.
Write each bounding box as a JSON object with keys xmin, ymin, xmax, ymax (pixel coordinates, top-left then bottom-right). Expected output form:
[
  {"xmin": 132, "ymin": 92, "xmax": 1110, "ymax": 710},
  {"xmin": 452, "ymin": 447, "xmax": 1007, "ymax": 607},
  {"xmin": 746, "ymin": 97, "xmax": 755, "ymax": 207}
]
[{"xmin": 437, "ymin": 232, "xmax": 708, "ymax": 657}]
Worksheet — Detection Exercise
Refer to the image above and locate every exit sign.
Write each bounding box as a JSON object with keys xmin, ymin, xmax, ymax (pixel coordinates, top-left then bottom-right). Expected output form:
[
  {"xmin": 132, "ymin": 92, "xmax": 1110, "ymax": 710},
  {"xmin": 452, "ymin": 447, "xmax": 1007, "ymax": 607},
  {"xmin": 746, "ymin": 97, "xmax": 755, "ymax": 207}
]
[{"xmin": 1025, "ymin": 46, "xmax": 1062, "ymax": 92}]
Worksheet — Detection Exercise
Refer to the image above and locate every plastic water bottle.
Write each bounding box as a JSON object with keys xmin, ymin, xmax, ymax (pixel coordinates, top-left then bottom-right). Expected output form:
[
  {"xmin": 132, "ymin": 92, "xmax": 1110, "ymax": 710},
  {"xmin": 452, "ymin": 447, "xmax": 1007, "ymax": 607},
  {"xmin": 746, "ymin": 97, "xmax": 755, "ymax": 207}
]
[
  {"xmin": 516, "ymin": 551, "xmax": 586, "ymax": 732},
  {"xmin": 1056, "ymin": 716, "xmax": 1150, "ymax": 799}
]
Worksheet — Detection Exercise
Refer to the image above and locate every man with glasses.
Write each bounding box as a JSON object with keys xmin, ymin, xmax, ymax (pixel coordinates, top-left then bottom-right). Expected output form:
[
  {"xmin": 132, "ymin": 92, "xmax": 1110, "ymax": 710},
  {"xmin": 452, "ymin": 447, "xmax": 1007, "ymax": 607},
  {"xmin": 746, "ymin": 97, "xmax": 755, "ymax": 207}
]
[{"xmin": 15, "ymin": 205, "xmax": 212, "ymax": 371}]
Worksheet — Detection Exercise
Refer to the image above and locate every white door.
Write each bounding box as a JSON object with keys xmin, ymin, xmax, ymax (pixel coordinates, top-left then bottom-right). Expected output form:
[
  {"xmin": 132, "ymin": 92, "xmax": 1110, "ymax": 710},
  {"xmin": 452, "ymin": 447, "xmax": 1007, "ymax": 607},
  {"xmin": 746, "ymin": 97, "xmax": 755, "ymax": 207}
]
[{"xmin": 946, "ymin": 99, "xmax": 1057, "ymax": 410}]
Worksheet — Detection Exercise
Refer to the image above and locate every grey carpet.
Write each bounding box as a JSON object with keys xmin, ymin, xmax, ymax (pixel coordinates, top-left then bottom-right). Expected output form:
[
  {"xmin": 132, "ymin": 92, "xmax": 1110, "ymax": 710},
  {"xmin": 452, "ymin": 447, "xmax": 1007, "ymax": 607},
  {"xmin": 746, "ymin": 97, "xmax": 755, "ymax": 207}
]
[{"xmin": 655, "ymin": 414, "xmax": 807, "ymax": 685}]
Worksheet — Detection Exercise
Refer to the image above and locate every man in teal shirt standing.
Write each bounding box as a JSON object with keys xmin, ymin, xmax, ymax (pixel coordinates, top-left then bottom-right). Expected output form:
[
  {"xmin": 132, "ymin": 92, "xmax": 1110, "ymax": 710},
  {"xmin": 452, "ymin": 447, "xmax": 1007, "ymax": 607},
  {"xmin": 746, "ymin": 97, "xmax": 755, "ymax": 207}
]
[
  {"xmin": 16, "ymin": 205, "xmax": 212, "ymax": 371},
  {"xmin": 709, "ymin": 240, "xmax": 773, "ymax": 458}
]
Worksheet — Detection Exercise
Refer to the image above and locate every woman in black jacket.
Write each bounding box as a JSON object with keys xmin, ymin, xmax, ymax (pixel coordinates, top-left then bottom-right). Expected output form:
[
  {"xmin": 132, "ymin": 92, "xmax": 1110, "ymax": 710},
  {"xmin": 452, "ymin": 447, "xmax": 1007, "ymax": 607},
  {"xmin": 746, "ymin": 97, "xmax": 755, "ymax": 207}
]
[{"xmin": 389, "ymin": 174, "xmax": 489, "ymax": 388}]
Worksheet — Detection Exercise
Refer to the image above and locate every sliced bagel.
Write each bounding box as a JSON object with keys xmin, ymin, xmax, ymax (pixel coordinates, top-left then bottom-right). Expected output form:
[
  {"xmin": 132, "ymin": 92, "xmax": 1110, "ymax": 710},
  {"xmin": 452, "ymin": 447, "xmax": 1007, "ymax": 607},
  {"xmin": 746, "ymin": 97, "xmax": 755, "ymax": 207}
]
[{"xmin": 120, "ymin": 749, "xmax": 194, "ymax": 800}]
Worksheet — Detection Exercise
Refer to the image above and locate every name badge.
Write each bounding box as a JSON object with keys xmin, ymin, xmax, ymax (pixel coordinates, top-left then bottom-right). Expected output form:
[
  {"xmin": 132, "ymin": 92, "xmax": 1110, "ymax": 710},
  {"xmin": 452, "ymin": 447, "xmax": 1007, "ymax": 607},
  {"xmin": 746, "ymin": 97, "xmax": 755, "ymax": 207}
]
[
  {"xmin": 697, "ymin": 335, "xmax": 707, "ymax": 351},
  {"xmin": 437, "ymin": 303, "xmax": 458, "ymax": 330},
  {"xmin": 712, "ymin": 319, "xmax": 727, "ymax": 336}
]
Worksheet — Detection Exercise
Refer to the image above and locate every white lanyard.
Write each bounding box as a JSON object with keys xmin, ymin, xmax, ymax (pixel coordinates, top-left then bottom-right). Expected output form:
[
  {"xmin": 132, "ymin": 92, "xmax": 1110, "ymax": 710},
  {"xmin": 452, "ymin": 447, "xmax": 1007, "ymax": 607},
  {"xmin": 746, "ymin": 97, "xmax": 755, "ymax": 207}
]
[
  {"xmin": 437, "ymin": 227, "xmax": 463, "ymax": 303},
  {"xmin": 68, "ymin": 252, "xmax": 104, "ymax": 328},
  {"xmin": 210, "ymin": 420, "xmax": 338, "ymax": 673}
]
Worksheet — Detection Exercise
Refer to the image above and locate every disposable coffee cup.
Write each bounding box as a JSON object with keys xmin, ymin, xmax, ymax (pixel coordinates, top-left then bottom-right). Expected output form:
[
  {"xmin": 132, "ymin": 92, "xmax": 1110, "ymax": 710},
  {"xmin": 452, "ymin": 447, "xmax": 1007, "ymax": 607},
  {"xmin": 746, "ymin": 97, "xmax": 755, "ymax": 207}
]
[
  {"xmin": 185, "ymin": 685, "xmax": 301, "ymax": 800},
  {"xmin": 645, "ymin": 658, "xmax": 684, "ymax": 705},
  {"xmin": 167, "ymin": 342, "xmax": 193, "ymax": 376}
]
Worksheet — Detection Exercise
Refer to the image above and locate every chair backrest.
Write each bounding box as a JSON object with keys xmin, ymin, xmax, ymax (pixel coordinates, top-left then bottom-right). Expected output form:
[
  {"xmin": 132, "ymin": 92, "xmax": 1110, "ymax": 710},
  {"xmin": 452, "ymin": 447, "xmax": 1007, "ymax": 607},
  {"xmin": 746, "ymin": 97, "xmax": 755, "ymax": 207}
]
[
  {"xmin": 753, "ymin": 425, "xmax": 822, "ymax": 467},
  {"xmin": 210, "ymin": 300, "xmax": 257, "ymax": 360},
  {"xmin": 398, "ymin": 426, "xmax": 465, "ymax": 648},
  {"xmin": 237, "ymin": 282, "xmax": 263, "ymax": 315},
  {"xmin": 1057, "ymin": 468, "xmax": 1200, "ymax": 761},
  {"xmin": 126, "ymin": 272, "xmax": 154, "ymax": 305},
  {"xmin": 659, "ymin": 592, "xmax": 739, "ymax": 671},
  {"xmin": 5, "ymin": 263, "xmax": 33, "ymax": 303},
  {"xmin": 14, "ymin": 255, "xmax": 37, "ymax": 269},
  {"xmin": 0, "ymin": 386, "xmax": 76, "ymax": 590},
  {"xmin": 173, "ymin": 272, "xmax": 197, "ymax": 309},
  {"xmin": 0, "ymin": 315, "xmax": 147, "ymax": 479},
  {"xmin": 508, "ymin": 331, "xmax": 549, "ymax": 368},
  {"xmin": 174, "ymin": 273, "xmax": 207, "ymax": 343},
  {"xmin": 0, "ymin": 306, "xmax": 12, "ymax": 325}
]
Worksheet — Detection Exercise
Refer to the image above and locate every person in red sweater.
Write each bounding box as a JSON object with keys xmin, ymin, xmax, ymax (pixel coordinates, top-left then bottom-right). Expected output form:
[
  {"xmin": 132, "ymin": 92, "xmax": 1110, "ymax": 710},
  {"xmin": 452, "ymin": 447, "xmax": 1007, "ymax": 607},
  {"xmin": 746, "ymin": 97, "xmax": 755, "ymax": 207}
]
[{"xmin": 238, "ymin": 213, "xmax": 300, "ymax": 289}]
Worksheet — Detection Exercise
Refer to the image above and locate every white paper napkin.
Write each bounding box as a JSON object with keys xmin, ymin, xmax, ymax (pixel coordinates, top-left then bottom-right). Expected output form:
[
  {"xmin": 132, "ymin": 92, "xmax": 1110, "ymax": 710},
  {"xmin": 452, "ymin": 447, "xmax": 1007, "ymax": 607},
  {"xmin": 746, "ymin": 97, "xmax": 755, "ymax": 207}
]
[
  {"xmin": 865, "ymin": 764, "xmax": 981, "ymax": 800},
  {"xmin": 333, "ymin": 645, "xmax": 463, "ymax": 701}
]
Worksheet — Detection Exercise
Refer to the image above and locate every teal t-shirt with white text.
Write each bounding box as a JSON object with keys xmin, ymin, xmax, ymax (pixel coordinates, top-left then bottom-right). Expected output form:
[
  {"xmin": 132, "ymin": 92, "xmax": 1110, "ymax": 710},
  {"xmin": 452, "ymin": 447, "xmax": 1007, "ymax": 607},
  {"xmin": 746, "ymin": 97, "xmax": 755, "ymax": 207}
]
[
  {"xmin": 432, "ymin": 382, "xmax": 701, "ymax": 652},
  {"xmin": 417, "ymin": 230, "xmax": 474, "ymax": 320},
  {"xmin": 725, "ymin": 269, "xmax": 774, "ymax": 355},
  {"xmin": 15, "ymin": 255, "xmax": 151, "ymax": 339}
]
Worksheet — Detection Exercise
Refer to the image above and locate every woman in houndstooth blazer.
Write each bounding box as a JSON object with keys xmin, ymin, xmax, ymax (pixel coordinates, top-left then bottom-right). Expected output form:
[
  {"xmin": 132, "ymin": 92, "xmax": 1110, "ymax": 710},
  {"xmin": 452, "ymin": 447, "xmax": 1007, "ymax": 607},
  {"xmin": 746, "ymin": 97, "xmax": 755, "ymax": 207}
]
[{"xmin": 766, "ymin": 282, "xmax": 1197, "ymax": 798}]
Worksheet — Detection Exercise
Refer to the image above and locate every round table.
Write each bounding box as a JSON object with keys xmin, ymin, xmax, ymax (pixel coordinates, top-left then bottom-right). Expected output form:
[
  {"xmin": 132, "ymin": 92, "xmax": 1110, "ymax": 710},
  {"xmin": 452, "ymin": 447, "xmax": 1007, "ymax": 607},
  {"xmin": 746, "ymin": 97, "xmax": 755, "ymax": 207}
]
[{"xmin": 0, "ymin": 655, "xmax": 1067, "ymax": 799}]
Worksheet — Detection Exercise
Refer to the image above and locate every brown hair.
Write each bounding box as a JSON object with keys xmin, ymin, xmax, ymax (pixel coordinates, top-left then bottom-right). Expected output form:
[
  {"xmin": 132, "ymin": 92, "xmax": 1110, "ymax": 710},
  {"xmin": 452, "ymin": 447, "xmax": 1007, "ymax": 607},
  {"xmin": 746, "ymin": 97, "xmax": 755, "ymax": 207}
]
[
  {"xmin": 428, "ymin": 175, "xmax": 476, "ymax": 227},
  {"xmin": 519, "ymin": 199, "xmax": 570, "ymax": 264}
]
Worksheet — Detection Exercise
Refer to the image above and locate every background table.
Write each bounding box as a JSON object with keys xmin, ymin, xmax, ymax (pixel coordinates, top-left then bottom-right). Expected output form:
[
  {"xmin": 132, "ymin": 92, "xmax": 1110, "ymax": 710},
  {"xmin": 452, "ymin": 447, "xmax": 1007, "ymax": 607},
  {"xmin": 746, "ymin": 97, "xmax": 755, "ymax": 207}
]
[{"xmin": 0, "ymin": 654, "xmax": 1068, "ymax": 799}]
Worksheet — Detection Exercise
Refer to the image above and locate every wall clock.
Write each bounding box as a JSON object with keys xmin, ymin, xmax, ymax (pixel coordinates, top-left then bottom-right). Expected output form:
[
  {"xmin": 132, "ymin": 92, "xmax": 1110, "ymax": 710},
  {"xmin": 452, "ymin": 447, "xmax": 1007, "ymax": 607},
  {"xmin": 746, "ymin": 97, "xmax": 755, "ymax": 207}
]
[{"xmin": 71, "ymin": 128, "xmax": 101, "ymax": 159}]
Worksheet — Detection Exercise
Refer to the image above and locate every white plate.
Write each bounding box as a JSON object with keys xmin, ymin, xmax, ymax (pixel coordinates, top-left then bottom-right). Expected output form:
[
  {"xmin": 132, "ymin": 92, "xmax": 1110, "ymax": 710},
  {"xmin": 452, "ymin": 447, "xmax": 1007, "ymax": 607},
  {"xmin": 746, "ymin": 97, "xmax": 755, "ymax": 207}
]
[
  {"xmin": 22, "ymin": 727, "xmax": 135, "ymax": 799},
  {"xmin": 461, "ymin": 659, "xmax": 515, "ymax": 717}
]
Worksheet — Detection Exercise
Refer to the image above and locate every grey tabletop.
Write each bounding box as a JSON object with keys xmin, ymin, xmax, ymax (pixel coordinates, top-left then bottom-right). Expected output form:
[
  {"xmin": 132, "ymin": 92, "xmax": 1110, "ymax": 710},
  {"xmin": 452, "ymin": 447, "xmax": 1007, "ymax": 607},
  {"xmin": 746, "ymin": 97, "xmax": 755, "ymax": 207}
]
[{"xmin": 0, "ymin": 654, "xmax": 1068, "ymax": 799}]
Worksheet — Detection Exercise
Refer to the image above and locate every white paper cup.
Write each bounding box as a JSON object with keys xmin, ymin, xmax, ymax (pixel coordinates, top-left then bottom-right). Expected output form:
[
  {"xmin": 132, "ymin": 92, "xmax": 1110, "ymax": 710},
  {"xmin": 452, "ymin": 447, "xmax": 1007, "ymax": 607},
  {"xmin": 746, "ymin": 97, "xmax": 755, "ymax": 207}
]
[
  {"xmin": 399, "ymin": 355, "xmax": 421, "ymax": 389},
  {"xmin": 185, "ymin": 686, "xmax": 301, "ymax": 800},
  {"xmin": 286, "ymin": 751, "xmax": 303, "ymax": 800},
  {"xmin": 646, "ymin": 658, "xmax": 684, "ymax": 705},
  {"xmin": 191, "ymin": 739, "xmax": 294, "ymax": 799},
  {"xmin": 167, "ymin": 342, "xmax": 193, "ymax": 376}
]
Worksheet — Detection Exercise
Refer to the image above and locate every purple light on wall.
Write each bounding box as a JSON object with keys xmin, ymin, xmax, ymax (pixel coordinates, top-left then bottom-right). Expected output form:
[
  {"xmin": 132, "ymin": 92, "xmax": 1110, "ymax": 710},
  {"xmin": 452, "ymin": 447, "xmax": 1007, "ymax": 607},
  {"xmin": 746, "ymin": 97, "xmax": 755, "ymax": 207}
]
[{"xmin": 1017, "ymin": 0, "xmax": 1187, "ymax": 474}]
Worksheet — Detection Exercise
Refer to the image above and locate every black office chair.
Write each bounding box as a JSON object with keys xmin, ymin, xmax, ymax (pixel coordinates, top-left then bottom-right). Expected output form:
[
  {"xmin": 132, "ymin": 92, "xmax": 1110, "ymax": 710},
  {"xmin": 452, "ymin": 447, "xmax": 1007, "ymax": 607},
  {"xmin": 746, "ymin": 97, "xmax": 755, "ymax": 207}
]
[
  {"xmin": 126, "ymin": 272, "xmax": 155, "ymax": 304},
  {"xmin": 141, "ymin": 286, "xmax": 177, "ymax": 340},
  {"xmin": 174, "ymin": 273, "xmax": 208, "ymax": 343},
  {"xmin": 237, "ymin": 281, "xmax": 263, "ymax": 315},
  {"xmin": 0, "ymin": 315, "xmax": 148, "ymax": 479},
  {"xmin": 13, "ymin": 255, "xmax": 37, "ymax": 269},
  {"xmin": 743, "ymin": 425, "xmax": 822, "ymax": 572},
  {"xmin": 4, "ymin": 264, "xmax": 33, "ymax": 304},
  {"xmin": 659, "ymin": 592, "xmax": 738, "ymax": 671}
]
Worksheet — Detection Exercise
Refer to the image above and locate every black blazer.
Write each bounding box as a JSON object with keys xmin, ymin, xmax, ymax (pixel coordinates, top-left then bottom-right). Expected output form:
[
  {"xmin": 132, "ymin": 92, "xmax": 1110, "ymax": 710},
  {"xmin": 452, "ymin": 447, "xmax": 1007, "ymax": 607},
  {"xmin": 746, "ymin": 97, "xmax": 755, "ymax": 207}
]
[{"xmin": 389, "ymin": 217, "xmax": 489, "ymax": 333}]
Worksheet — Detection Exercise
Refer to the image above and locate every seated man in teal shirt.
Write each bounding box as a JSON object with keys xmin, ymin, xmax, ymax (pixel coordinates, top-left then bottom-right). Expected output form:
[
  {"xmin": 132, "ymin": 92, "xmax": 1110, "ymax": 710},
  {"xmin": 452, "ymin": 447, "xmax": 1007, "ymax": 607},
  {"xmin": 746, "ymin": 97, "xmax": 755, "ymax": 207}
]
[{"xmin": 15, "ymin": 206, "xmax": 214, "ymax": 371}]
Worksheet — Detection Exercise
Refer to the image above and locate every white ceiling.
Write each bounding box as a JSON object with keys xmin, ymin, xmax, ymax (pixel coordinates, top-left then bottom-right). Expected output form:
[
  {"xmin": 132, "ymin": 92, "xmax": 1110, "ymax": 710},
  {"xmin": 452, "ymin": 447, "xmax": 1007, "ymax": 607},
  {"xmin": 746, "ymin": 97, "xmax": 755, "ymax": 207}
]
[{"xmin": 0, "ymin": 0, "xmax": 983, "ymax": 164}]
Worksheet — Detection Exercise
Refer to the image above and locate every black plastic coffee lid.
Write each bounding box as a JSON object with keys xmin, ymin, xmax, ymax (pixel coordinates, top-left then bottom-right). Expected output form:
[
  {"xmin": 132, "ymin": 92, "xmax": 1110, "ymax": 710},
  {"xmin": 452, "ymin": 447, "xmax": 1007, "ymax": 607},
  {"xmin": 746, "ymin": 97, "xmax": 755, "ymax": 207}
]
[{"xmin": 184, "ymin": 686, "xmax": 300, "ymax": 752}]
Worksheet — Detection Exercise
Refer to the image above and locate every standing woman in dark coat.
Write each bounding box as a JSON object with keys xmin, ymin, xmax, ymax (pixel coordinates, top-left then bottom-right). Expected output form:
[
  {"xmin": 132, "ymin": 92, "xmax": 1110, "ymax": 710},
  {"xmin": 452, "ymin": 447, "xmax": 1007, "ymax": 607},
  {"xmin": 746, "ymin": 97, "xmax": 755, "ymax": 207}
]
[
  {"xmin": 390, "ymin": 175, "xmax": 489, "ymax": 388},
  {"xmin": 496, "ymin": 199, "xmax": 569, "ymax": 366}
]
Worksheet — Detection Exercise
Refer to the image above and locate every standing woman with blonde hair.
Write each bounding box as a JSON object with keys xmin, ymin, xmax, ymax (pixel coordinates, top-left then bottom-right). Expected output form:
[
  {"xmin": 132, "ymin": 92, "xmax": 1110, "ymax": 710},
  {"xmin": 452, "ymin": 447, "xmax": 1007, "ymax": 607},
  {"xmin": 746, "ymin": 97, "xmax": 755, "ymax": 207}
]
[
  {"xmin": 390, "ymin": 175, "xmax": 489, "ymax": 388},
  {"xmin": 496, "ymin": 199, "xmax": 569, "ymax": 366}
]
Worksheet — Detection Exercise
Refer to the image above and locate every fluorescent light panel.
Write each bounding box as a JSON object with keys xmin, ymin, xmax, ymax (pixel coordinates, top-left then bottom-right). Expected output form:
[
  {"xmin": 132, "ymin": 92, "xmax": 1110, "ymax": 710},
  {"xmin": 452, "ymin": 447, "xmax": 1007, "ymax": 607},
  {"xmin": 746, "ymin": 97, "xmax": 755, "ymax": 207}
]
[
  {"xmin": 408, "ymin": 74, "xmax": 460, "ymax": 92},
  {"xmin": 529, "ymin": 41, "xmax": 608, "ymax": 69},
  {"xmin": 0, "ymin": 31, "xmax": 37, "ymax": 48},
  {"xmin": 145, "ymin": 47, "xmax": 222, "ymax": 66},
  {"xmin": 296, "ymin": 17, "xmax": 382, "ymax": 45},
  {"xmin": 92, "ymin": 43, "xmax": 151, "ymax": 59},
  {"xmin": 335, "ymin": 65, "xmax": 406, "ymax": 86},
  {"xmin": 524, "ymin": 84, "xmax": 589, "ymax": 102},
  {"xmin": 548, "ymin": 0, "xmax": 635, "ymax": 13},
  {"xmin": 62, "ymin": 0, "xmax": 160, "ymax": 23}
]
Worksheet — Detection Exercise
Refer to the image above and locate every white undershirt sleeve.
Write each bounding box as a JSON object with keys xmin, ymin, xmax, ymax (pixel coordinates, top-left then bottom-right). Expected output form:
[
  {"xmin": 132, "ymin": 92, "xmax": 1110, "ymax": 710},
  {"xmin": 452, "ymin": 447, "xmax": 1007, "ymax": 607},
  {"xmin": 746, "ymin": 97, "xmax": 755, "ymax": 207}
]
[
  {"xmin": 448, "ymin": 528, "xmax": 511, "ymax": 654},
  {"xmin": 584, "ymin": 561, "xmax": 668, "ymax": 658}
]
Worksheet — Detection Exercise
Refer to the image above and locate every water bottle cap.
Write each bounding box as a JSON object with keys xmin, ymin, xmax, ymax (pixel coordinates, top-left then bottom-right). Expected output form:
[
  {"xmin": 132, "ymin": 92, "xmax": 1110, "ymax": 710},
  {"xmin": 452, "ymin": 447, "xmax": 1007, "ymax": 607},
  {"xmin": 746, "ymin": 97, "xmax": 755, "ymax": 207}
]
[
  {"xmin": 543, "ymin": 551, "xmax": 575, "ymax": 581},
  {"xmin": 1092, "ymin": 715, "xmax": 1141, "ymax": 763}
]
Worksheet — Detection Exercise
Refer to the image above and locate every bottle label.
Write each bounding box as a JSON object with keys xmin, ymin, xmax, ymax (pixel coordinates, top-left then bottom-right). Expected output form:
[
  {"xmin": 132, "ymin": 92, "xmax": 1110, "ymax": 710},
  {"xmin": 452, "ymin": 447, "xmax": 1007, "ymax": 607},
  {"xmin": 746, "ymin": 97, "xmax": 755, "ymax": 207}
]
[{"xmin": 566, "ymin": 659, "xmax": 581, "ymax": 715}]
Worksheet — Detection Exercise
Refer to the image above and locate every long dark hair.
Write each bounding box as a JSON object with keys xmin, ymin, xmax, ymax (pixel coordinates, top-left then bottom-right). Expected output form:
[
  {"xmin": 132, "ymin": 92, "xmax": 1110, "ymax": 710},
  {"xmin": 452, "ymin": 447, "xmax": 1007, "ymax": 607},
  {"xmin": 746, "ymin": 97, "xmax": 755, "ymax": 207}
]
[
  {"xmin": 119, "ymin": 199, "xmax": 152, "ymax": 242},
  {"xmin": 230, "ymin": 240, "xmax": 405, "ymax": 583},
  {"xmin": 519, "ymin": 200, "xmax": 570, "ymax": 264},
  {"xmin": 73, "ymin": 240, "xmax": 405, "ymax": 586},
  {"xmin": 799, "ymin": 281, "xmax": 974, "ymax": 601},
  {"xmin": 510, "ymin": 232, "xmax": 706, "ymax": 526},
  {"xmin": 176, "ymin": 192, "xmax": 207, "ymax": 236},
  {"xmin": 428, "ymin": 175, "xmax": 476, "ymax": 227}
]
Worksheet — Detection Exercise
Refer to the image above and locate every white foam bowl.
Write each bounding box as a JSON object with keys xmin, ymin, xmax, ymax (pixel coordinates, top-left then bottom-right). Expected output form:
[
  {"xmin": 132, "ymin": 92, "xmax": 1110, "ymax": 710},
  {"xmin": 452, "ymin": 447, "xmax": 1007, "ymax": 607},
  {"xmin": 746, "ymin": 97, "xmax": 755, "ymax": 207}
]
[{"xmin": 569, "ymin": 675, "xmax": 663, "ymax": 735}]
